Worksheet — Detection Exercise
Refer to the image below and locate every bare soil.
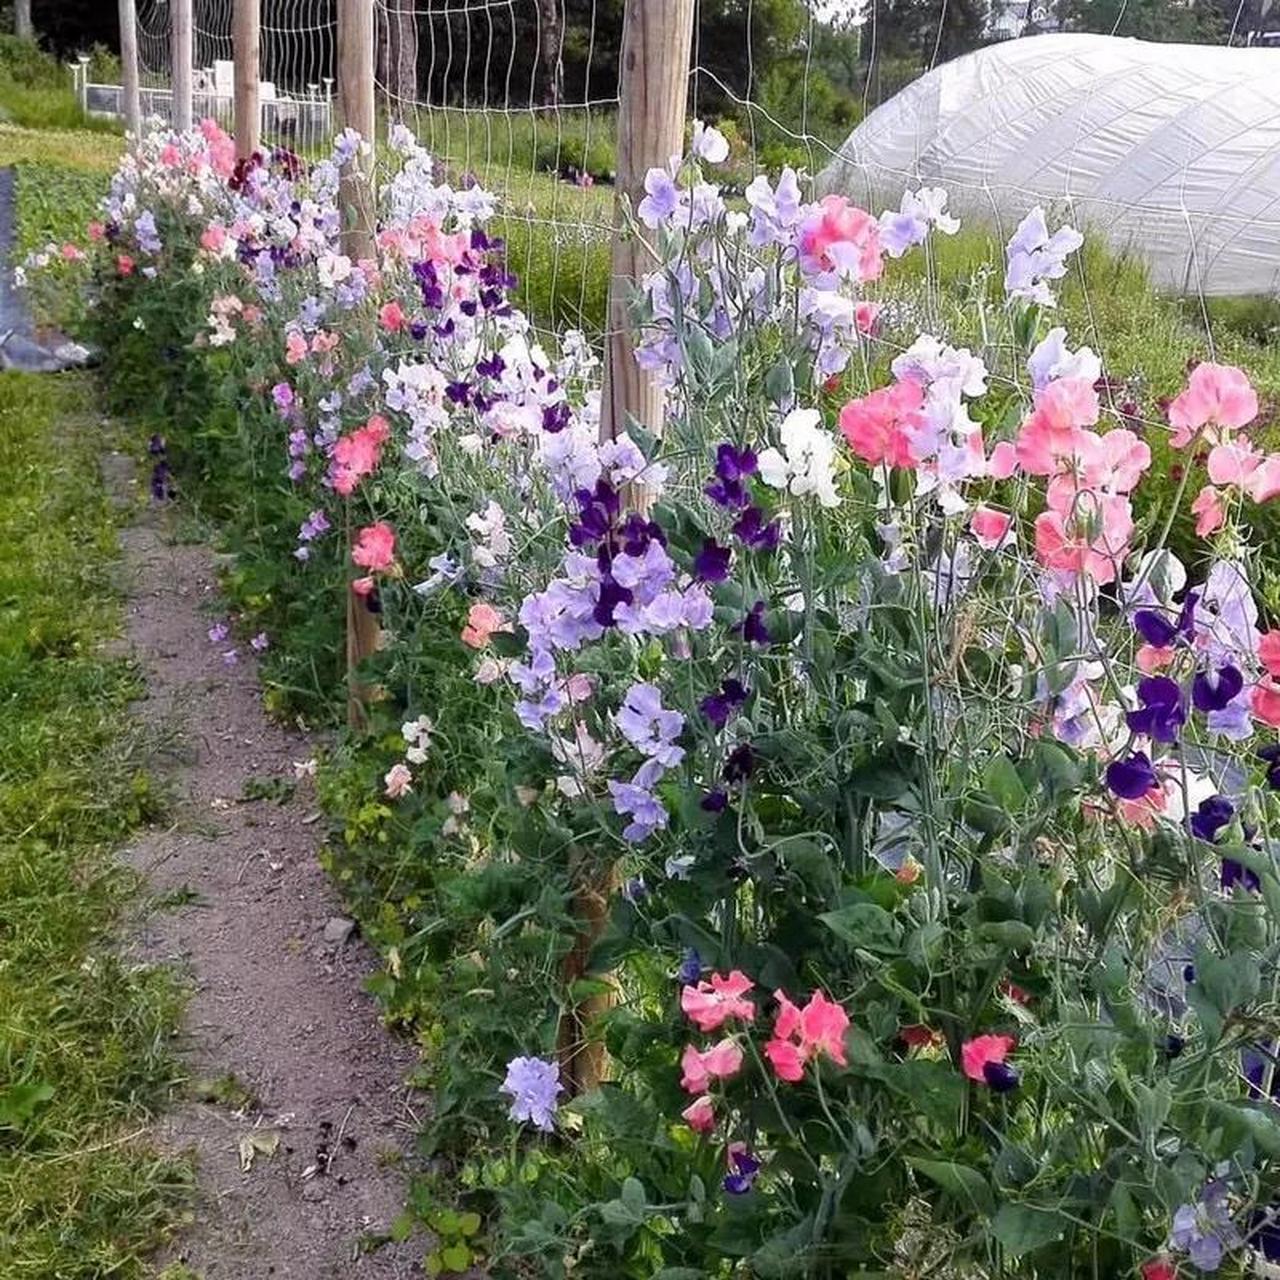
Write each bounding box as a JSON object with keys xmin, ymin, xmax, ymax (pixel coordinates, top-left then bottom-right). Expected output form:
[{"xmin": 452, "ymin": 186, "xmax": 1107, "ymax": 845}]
[{"xmin": 109, "ymin": 450, "xmax": 424, "ymax": 1279}]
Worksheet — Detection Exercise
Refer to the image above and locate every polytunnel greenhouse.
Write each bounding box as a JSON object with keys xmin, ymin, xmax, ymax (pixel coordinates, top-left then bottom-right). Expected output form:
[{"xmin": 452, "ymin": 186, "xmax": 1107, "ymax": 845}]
[{"xmin": 818, "ymin": 32, "xmax": 1280, "ymax": 297}]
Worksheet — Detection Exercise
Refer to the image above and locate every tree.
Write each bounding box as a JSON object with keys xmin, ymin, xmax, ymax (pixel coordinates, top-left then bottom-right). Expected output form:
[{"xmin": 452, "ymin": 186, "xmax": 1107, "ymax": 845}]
[
  {"xmin": 1054, "ymin": 0, "xmax": 1224, "ymax": 42},
  {"xmin": 862, "ymin": 0, "xmax": 989, "ymax": 65}
]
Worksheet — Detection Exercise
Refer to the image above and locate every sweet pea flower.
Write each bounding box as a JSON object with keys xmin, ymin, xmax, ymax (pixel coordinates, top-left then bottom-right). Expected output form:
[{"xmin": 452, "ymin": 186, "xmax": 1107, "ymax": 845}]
[
  {"xmin": 501, "ymin": 1055, "xmax": 562, "ymax": 1132},
  {"xmin": 970, "ymin": 505, "xmax": 1014, "ymax": 551},
  {"xmin": 1192, "ymin": 485, "xmax": 1227, "ymax": 537},
  {"xmin": 838, "ymin": 380, "xmax": 926, "ymax": 469},
  {"xmin": 764, "ymin": 989, "xmax": 850, "ymax": 1082},
  {"xmin": 691, "ymin": 119, "xmax": 730, "ymax": 164},
  {"xmin": 1168, "ymin": 362, "xmax": 1257, "ymax": 447},
  {"xmin": 384, "ymin": 762, "xmax": 413, "ymax": 798},
  {"xmin": 460, "ymin": 602, "xmax": 504, "ymax": 649},
  {"xmin": 797, "ymin": 195, "xmax": 883, "ymax": 283},
  {"xmin": 961, "ymin": 1033, "xmax": 1018, "ymax": 1089},
  {"xmin": 1003, "ymin": 206, "xmax": 1082, "ymax": 307},
  {"xmin": 352, "ymin": 522, "xmax": 396, "ymax": 572},
  {"xmin": 758, "ymin": 408, "xmax": 841, "ymax": 507},
  {"xmin": 378, "ymin": 300, "xmax": 406, "ymax": 331},
  {"xmin": 681, "ymin": 1094, "xmax": 715, "ymax": 1133},
  {"xmin": 680, "ymin": 970, "xmax": 756, "ymax": 1031},
  {"xmin": 679, "ymin": 1038, "xmax": 744, "ymax": 1094},
  {"xmin": 877, "ymin": 185, "xmax": 959, "ymax": 257}
]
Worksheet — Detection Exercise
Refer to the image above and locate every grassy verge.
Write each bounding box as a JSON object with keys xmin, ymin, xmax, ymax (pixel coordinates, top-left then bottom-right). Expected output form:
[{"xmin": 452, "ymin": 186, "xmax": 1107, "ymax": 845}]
[{"xmin": 0, "ymin": 372, "xmax": 190, "ymax": 1278}]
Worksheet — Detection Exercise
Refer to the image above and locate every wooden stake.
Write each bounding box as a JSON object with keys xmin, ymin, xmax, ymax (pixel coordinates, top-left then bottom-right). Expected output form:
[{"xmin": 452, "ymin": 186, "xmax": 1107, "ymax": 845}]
[
  {"xmin": 171, "ymin": 0, "xmax": 194, "ymax": 132},
  {"xmin": 118, "ymin": 0, "xmax": 142, "ymax": 138},
  {"xmin": 14, "ymin": 0, "xmax": 32, "ymax": 41},
  {"xmin": 233, "ymin": 0, "xmax": 260, "ymax": 159},
  {"xmin": 337, "ymin": 0, "xmax": 380, "ymax": 729},
  {"xmin": 337, "ymin": 0, "xmax": 377, "ymax": 260},
  {"xmin": 557, "ymin": 0, "xmax": 694, "ymax": 1096}
]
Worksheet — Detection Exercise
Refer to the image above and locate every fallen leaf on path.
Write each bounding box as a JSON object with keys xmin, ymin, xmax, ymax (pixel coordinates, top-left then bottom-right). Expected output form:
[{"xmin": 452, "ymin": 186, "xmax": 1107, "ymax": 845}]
[{"xmin": 238, "ymin": 1128, "xmax": 281, "ymax": 1171}]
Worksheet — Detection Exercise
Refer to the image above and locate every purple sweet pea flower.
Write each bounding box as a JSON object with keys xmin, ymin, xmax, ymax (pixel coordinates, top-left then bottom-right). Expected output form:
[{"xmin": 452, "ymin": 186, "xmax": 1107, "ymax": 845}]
[
  {"xmin": 1106, "ymin": 751, "xmax": 1157, "ymax": 799},
  {"xmin": 724, "ymin": 743, "xmax": 755, "ymax": 785},
  {"xmin": 1190, "ymin": 795, "xmax": 1234, "ymax": 844},
  {"xmin": 700, "ymin": 678, "xmax": 748, "ymax": 729},
  {"xmin": 677, "ymin": 949, "xmax": 703, "ymax": 985},
  {"xmin": 693, "ymin": 538, "xmax": 732, "ymax": 583},
  {"xmin": 723, "ymin": 1148, "xmax": 761, "ymax": 1195},
  {"xmin": 638, "ymin": 167, "xmax": 680, "ymax": 228},
  {"xmin": 616, "ymin": 682, "xmax": 685, "ymax": 767},
  {"xmin": 737, "ymin": 601, "xmax": 771, "ymax": 646},
  {"xmin": 1193, "ymin": 664, "xmax": 1243, "ymax": 712},
  {"xmin": 733, "ymin": 505, "xmax": 781, "ymax": 551},
  {"xmin": 705, "ymin": 442, "xmax": 758, "ymax": 508},
  {"xmin": 1125, "ymin": 676, "xmax": 1185, "ymax": 743},
  {"xmin": 1259, "ymin": 743, "xmax": 1280, "ymax": 789}
]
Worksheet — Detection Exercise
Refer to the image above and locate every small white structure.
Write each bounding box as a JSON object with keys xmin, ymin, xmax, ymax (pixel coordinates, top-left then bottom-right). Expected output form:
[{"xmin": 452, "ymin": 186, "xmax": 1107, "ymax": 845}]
[{"xmin": 818, "ymin": 33, "xmax": 1280, "ymax": 296}]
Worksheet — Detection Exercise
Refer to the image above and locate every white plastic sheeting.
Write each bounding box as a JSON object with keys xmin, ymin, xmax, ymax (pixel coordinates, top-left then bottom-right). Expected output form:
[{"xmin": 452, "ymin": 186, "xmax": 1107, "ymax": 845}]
[{"xmin": 817, "ymin": 33, "xmax": 1280, "ymax": 297}]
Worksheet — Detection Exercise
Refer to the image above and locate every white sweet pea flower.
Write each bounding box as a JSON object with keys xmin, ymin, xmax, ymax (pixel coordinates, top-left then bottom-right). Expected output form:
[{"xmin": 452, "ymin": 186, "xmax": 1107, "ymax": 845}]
[
  {"xmin": 691, "ymin": 119, "xmax": 730, "ymax": 165},
  {"xmin": 757, "ymin": 408, "xmax": 841, "ymax": 508}
]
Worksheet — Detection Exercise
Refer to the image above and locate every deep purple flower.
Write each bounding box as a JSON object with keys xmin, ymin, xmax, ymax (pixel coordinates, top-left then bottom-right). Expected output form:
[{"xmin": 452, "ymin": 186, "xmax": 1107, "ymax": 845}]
[
  {"xmin": 693, "ymin": 538, "xmax": 732, "ymax": 584},
  {"xmin": 700, "ymin": 678, "xmax": 748, "ymax": 728},
  {"xmin": 408, "ymin": 320, "xmax": 429, "ymax": 340},
  {"xmin": 542, "ymin": 401, "xmax": 572, "ymax": 434},
  {"xmin": 705, "ymin": 442, "xmax": 758, "ymax": 509},
  {"xmin": 446, "ymin": 380, "xmax": 471, "ymax": 406},
  {"xmin": 733, "ymin": 505, "xmax": 780, "ymax": 551},
  {"xmin": 701, "ymin": 789, "xmax": 728, "ymax": 813},
  {"xmin": 677, "ymin": 949, "xmax": 703, "ymax": 985},
  {"xmin": 1190, "ymin": 794, "xmax": 1234, "ymax": 844},
  {"xmin": 1125, "ymin": 676, "xmax": 1185, "ymax": 743},
  {"xmin": 148, "ymin": 433, "xmax": 167, "ymax": 456},
  {"xmin": 724, "ymin": 744, "xmax": 756, "ymax": 785},
  {"xmin": 620, "ymin": 514, "xmax": 666, "ymax": 556},
  {"xmin": 593, "ymin": 577, "xmax": 634, "ymax": 628},
  {"xmin": 1222, "ymin": 858, "xmax": 1260, "ymax": 893},
  {"xmin": 476, "ymin": 352, "xmax": 505, "ymax": 379},
  {"xmin": 1193, "ymin": 664, "xmax": 1244, "ymax": 712},
  {"xmin": 150, "ymin": 461, "xmax": 173, "ymax": 500},
  {"xmin": 982, "ymin": 1061, "xmax": 1020, "ymax": 1092},
  {"xmin": 1163, "ymin": 1033, "xmax": 1186, "ymax": 1058},
  {"xmin": 1106, "ymin": 751, "xmax": 1157, "ymax": 799},
  {"xmin": 723, "ymin": 1148, "xmax": 761, "ymax": 1195},
  {"xmin": 1260, "ymin": 743, "xmax": 1280, "ymax": 790},
  {"xmin": 1244, "ymin": 1043, "xmax": 1280, "ymax": 1099},
  {"xmin": 738, "ymin": 601, "xmax": 771, "ymax": 647}
]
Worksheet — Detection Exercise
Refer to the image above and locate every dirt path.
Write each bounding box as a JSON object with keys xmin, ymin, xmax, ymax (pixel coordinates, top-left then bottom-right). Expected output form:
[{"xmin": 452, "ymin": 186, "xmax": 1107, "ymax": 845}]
[{"xmin": 109, "ymin": 451, "xmax": 423, "ymax": 1279}]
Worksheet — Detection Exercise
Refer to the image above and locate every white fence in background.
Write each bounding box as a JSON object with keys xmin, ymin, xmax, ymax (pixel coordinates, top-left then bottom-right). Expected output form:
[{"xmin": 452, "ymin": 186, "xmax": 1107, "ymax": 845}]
[{"xmin": 70, "ymin": 59, "xmax": 334, "ymax": 152}]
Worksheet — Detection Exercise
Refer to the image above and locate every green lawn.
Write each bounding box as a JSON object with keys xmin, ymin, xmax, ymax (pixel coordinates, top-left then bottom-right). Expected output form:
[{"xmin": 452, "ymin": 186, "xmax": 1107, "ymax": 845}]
[{"xmin": 0, "ymin": 373, "xmax": 190, "ymax": 1278}]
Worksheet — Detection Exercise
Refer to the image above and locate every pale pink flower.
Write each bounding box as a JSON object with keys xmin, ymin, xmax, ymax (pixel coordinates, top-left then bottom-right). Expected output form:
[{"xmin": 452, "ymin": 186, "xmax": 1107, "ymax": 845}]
[
  {"xmin": 1168, "ymin": 362, "xmax": 1257, "ymax": 447},
  {"xmin": 970, "ymin": 504, "xmax": 1014, "ymax": 551},
  {"xmin": 284, "ymin": 330, "xmax": 308, "ymax": 365},
  {"xmin": 681, "ymin": 1094, "xmax": 715, "ymax": 1133},
  {"xmin": 1191, "ymin": 485, "xmax": 1226, "ymax": 537},
  {"xmin": 798, "ymin": 195, "xmax": 883, "ymax": 282},
  {"xmin": 384, "ymin": 763, "xmax": 413, "ymax": 798},
  {"xmin": 460, "ymin": 601, "xmax": 508, "ymax": 649},
  {"xmin": 378, "ymin": 300, "xmax": 406, "ymax": 332}
]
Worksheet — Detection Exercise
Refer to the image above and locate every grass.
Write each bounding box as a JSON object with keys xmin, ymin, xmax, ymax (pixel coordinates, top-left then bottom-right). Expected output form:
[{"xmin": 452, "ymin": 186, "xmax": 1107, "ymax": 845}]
[
  {"xmin": 0, "ymin": 35, "xmax": 121, "ymax": 135},
  {"xmin": 0, "ymin": 372, "xmax": 191, "ymax": 1277}
]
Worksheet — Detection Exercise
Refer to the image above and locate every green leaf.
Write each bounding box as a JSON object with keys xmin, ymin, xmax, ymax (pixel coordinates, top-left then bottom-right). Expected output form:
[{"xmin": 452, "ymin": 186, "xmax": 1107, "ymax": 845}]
[
  {"xmin": 621, "ymin": 1176, "xmax": 646, "ymax": 1213},
  {"xmin": 456, "ymin": 1211, "xmax": 481, "ymax": 1237},
  {"xmin": 976, "ymin": 920, "xmax": 1036, "ymax": 952},
  {"xmin": 819, "ymin": 902, "xmax": 902, "ymax": 954},
  {"xmin": 0, "ymin": 1081, "xmax": 54, "ymax": 1129},
  {"xmin": 990, "ymin": 1204, "xmax": 1064, "ymax": 1255},
  {"xmin": 907, "ymin": 1157, "xmax": 994, "ymax": 1215},
  {"xmin": 439, "ymin": 1242, "xmax": 471, "ymax": 1271},
  {"xmin": 983, "ymin": 756, "xmax": 1027, "ymax": 812},
  {"xmin": 1208, "ymin": 1101, "xmax": 1280, "ymax": 1156}
]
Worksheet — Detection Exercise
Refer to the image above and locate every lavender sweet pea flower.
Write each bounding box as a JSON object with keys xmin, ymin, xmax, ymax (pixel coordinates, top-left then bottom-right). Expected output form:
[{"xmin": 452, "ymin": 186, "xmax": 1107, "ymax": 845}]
[
  {"xmin": 616, "ymin": 682, "xmax": 685, "ymax": 767},
  {"xmin": 638, "ymin": 167, "xmax": 681, "ymax": 228},
  {"xmin": 1004, "ymin": 206, "xmax": 1083, "ymax": 308},
  {"xmin": 1169, "ymin": 1180, "xmax": 1241, "ymax": 1272},
  {"xmin": 608, "ymin": 767, "xmax": 670, "ymax": 842},
  {"xmin": 500, "ymin": 1056, "xmax": 563, "ymax": 1131}
]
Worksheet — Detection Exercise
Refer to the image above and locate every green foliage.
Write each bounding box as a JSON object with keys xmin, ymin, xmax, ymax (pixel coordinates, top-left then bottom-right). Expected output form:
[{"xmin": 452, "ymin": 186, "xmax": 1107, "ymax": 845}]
[
  {"xmin": 0, "ymin": 34, "xmax": 117, "ymax": 132},
  {"xmin": 0, "ymin": 373, "xmax": 190, "ymax": 1276}
]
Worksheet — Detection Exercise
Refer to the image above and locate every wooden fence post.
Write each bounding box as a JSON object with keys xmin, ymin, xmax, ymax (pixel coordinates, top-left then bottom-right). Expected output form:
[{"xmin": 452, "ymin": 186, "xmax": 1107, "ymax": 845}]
[
  {"xmin": 337, "ymin": 0, "xmax": 380, "ymax": 730},
  {"xmin": 233, "ymin": 0, "xmax": 260, "ymax": 158},
  {"xmin": 556, "ymin": 0, "xmax": 694, "ymax": 1096},
  {"xmin": 172, "ymin": 0, "xmax": 193, "ymax": 132},
  {"xmin": 118, "ymin": 0, "xmax": 142, "ymax": 138},
  {"xmin": 14, "ymin": 0, "xmax": 32, "ymax": 41}
]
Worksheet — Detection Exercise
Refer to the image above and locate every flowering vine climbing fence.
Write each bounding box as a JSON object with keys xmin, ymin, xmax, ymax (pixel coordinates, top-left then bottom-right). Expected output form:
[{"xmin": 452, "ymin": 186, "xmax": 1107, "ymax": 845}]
[{"xmin": 22, "ymin": 111, "xmax": 1280, "ymax": 1278}]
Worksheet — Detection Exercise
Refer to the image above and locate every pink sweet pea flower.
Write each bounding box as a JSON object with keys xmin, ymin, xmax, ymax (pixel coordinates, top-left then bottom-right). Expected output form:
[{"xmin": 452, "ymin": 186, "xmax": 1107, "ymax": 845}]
[
  {"xmin": 60, "ymin": 242, "xmax": 85, "ymax": 262},
  {"xmin": 352, "ymin": 522, "xmax": 396, "ymax": 572},
  {"xmin": 87, "ymin": 221, "xmax": 105, "ymax": 242},
  {"xmin": 987, "ymin": 440, "xmax": 1019, "ymax": 480},
  {"xmin": 764, "ymin": 988, "xmax": 850, "ymax": 1083},
  {"xmin": 284, "ymin": 330, "xmax": 309, "ymax": 365},
  {"xmin": 1207, "ymin": 441, "xmax": 1260, "ymax": 488},
  {"xmin": 970, "ymin": 505, "xmax": 1014, "ymax": 551},
  {"xmin": 854, "ymin": 300, "xmax": 881, "ymax": 336},
  {"xmin": 680, "ymin": 970, "xmax": 756, "ymax": 1031},
  {"xmin": 200, "ymin": 223, "xmax": 228, "ymax": 254},
  {"xmin": 1253, "ymin": 679, "xmax": 1280, "ymax": 728},
  {"xmin": 384, "ymin": 762, "xmax": 413, "ymax": 798},
  {"xmin": 352, "ymin": 576, "xmax": 375, "ymax": 597},
  {"xmin": 1247, "ymin": 453, "xmax": 1280, "ymax": 503},
  {"xmin": 1168, "ymin": 361, "xmax": 1257, "ymax": 447},
  {"xmin": 378, "ymin": 300, "xmax": 406, "ymax": 332},
  {"xmin": 838, "ymin": 380, "xmax": 926, "ymax": 468},
  {"xmin": 679, "ymin": 1039, "xmax": 744, "ymax": 1094},
  {"xmin": 1014, "ymin": 378, "xmax": 1100, "ymax": 475},
  {"xmin": 331, "ymin": 415, "xmax": 391, "ymax": 495},
  {"xmin": 117, "ymin": 254, "xmax": 135, "ymax": 276},
  {"xmin": 960, "ymin": 1033, "xmax": 1015, "ymax": 1082},
  {"xmin": 461, "ymin": 601, "xmax": 508, "ymax": 649},
  {"xmin": 1136, "ymin": 644, "xmax": 1176, "ymax": 674},
  {"xmin": 1033, "ymin": 491, "xmax": 1133, "ymax": 585},
  {"xmin": 798, "ymin": 195, "xmax": 883, "ymax": 283},
  {"xmin": 681, "ymin": 1094, "xmax": 715, "ymax": 1133},
  {"xmin": 1259, "ymin": 631, "xmax": 1280, "ymax": 679},
  {"xmin": 1191, "ymin": 485, "xmax": 1226, "ymax": 538}
]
